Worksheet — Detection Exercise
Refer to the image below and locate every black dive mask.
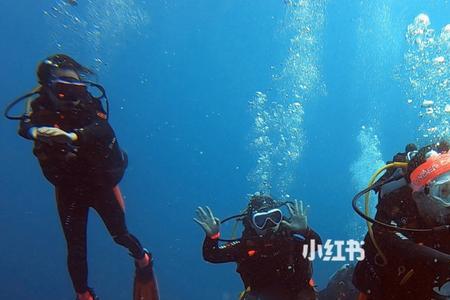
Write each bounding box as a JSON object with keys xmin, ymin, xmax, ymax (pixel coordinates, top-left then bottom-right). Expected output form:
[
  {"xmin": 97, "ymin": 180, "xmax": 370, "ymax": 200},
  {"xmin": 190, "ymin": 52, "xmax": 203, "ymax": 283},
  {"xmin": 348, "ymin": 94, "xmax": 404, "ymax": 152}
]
[
  {"xmin": 47, "ymin": 77, "xmax": 106, "ymax": 102},
  {"xmin": 4, "ymin": 79, "xmax": 109, "ymax": 120}
]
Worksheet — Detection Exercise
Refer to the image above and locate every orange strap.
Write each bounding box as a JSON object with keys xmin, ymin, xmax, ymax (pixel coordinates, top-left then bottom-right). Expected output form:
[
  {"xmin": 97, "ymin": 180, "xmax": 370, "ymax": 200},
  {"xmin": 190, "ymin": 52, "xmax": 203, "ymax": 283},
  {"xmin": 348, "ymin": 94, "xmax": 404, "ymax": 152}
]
[
  {"xmin": 410, "ymin": 152, "xmax": 450, "ymax": 191},
  {"xmin": 358, "ymin": 292, "xmax": 368, "ymax": 300},
  {"xmin": 210, "ymin": 232, "xmax": 221, "ymax": 240},
  {"xmin": 113, "ymin": 185, "xmax": 125, "ymax": 211}
]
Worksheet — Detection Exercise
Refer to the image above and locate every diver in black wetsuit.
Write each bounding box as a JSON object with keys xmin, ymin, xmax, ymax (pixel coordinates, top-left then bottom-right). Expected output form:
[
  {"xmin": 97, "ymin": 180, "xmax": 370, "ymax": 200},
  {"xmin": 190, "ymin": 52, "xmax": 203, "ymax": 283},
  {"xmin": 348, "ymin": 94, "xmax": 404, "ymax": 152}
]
[
  {"xmin": 352, "ymin": 142, "xmax": 450, "ymax": 300},
  {"xmin": 6, "ymin": 54, "xmax": 158, "ymax": 300},
  {"xmin": 194, "ymin": 194, "xmax": 322, "ymax": 300}
]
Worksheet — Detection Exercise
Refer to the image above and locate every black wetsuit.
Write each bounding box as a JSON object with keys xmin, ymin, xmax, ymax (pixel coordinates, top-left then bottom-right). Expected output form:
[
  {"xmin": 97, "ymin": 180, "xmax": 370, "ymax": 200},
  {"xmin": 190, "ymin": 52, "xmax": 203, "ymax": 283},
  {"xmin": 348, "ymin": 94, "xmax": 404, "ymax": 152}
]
[
  {"xmin": 19, "ymin": 93, "xmax": 146, "ymax": 293},
  {"xmin": 353, "ymin": 157, "xmax": 450, "ymax": 300},
  {"xmin": 319, "ymin": 264, "xmax": 359, "ymax": 300},
  {"xmin": 203, "ymin": 227, "xmax": 321, "ymax": 300}
]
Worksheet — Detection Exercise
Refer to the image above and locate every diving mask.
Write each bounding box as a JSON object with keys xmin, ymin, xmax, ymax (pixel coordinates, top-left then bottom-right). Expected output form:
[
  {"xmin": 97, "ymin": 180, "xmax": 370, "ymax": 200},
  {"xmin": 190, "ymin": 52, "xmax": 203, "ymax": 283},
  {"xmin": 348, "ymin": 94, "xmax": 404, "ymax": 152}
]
[
  {"xmin": 427, "ymin": 172, "xmax": 450, "ymax": 206},
  {"xmin": 251, "ymin": 208, "xmax": 283, "ymax": 230},
  {"xmin": 48, "ymin": 77, "xmax": 105, "ymax": 102}
]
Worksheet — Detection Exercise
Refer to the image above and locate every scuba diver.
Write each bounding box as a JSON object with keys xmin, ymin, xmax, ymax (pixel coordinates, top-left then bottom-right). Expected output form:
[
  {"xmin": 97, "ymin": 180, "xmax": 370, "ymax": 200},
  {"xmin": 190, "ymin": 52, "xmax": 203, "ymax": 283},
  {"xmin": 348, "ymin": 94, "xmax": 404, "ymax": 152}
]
[
  {"xmin": 4, "ymin": 54, "xmax": 159, "ymax": 300},
  {"xmin": 352, "ymin": 141, "xmax": 450, "ymax": 299},
  {"xmin": 194, "ymin": 194, "xmax": 322, "ymax": 300}
]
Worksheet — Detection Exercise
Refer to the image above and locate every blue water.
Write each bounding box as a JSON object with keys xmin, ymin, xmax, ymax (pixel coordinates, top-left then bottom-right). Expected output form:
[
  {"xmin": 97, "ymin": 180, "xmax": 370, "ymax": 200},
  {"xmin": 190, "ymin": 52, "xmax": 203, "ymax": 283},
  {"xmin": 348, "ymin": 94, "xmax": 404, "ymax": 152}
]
[{"xmin": 1, "ymin": 0, "xmax": 449, "ymax": 299}]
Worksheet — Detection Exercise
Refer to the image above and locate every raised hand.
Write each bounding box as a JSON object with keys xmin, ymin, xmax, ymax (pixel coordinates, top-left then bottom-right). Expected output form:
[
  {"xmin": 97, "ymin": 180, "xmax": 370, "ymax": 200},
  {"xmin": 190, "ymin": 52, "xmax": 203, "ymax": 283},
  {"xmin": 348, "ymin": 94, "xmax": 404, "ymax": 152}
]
[
  {"xmin": 194, "ymin": 206, "xmax": 220, "ymax": 238},
  {"xmin": 281, "ymin": 200, "xmax": 308, "ymax": 231}
]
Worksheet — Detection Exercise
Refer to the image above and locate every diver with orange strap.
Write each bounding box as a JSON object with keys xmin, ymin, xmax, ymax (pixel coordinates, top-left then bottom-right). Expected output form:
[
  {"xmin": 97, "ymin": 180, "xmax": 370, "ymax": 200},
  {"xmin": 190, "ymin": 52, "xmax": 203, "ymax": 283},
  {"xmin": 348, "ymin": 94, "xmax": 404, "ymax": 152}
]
[
  {"xmin": 5, "ymin": 54, "xmax": 159, "ymax": 300},
  {"xmin": 352, "ymin": 141, "xmax": 450, "ymax": 299}
]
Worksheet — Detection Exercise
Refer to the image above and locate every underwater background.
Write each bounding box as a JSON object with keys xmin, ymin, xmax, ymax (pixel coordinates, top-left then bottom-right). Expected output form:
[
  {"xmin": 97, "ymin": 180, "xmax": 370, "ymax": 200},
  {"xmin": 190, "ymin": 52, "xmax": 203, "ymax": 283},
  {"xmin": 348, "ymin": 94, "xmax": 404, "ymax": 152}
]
[{"xmin": 1, "ymin": 0, "xmax": 449, "ymax": 299}]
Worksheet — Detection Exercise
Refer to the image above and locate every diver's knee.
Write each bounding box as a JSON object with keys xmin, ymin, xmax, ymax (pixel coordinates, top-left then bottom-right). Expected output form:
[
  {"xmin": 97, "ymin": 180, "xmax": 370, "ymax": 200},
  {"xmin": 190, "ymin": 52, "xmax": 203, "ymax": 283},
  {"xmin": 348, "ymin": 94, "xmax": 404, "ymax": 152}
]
[{"xmin": 67, "ymin": 243, "xmax": 87, "ymax": 259}]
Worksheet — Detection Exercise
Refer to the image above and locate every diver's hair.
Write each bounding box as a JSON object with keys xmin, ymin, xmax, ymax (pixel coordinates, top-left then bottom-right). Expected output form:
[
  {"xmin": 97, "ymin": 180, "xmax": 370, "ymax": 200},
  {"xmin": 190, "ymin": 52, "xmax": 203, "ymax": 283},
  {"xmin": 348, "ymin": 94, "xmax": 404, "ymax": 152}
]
[
  {"xmin": 37, "ymin": 54, "xmax": 95, "ymax": 84},
  {"xmin": 247, "ymin": 194, "xmax": 276, "ymax": 213},
  {"xmin": 405, "ymin": 143, "xmax": 417, "ymax": 153},
  {"xmin": 407, "ymin": 140, "xmax": 450, "ymax": 181}
]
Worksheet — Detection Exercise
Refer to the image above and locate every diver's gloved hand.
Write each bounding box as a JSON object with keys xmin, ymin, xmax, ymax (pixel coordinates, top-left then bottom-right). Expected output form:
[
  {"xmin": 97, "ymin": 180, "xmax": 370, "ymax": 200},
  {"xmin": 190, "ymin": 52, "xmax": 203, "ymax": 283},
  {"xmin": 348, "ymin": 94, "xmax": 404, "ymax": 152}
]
[
  {"xmin": 282, "ymin": 200, "xmax": 308, "ymax": 231},
  {"xmin": 194, "ymin": 206, "xmax": 220, "ymax": 239},
  {"xmin": 31, "ymin": 126, "xmax": 78, "ymax": 144}
]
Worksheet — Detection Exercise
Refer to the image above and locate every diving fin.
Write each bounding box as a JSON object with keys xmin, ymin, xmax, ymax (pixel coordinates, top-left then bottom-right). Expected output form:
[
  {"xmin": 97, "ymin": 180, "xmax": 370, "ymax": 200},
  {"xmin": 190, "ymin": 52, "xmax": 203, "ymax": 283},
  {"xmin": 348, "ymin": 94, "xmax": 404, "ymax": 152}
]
[{"xmin": 133, "ymin": 252, "xmax": 159, "ymax": 300}]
